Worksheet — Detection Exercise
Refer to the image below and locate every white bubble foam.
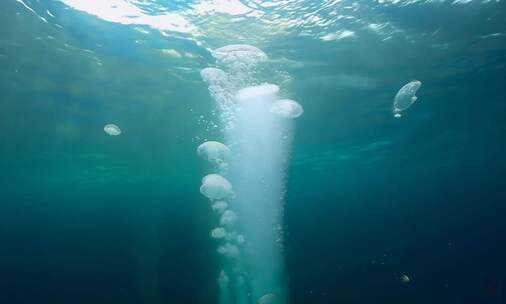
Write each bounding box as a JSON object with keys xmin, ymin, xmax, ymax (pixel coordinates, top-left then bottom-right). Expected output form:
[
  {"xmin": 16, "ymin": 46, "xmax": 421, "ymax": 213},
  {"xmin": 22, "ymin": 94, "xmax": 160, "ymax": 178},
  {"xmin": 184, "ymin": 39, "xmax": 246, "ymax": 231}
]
[
  {"xmin": 270, "ymin": 99, "xmax": 304, "ymax": 118},
  {"xmin": 236, "ymin": 84, "xmax": 279, "ymax": 102}
]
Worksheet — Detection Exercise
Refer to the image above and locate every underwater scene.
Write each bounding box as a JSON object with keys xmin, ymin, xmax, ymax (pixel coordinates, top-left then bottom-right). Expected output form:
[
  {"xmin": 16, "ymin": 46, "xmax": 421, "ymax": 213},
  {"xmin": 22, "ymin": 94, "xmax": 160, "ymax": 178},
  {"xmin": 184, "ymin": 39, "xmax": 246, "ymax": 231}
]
[{"xmin": 1, "ymin": 0, "xmax": 506, "ymax": 303}]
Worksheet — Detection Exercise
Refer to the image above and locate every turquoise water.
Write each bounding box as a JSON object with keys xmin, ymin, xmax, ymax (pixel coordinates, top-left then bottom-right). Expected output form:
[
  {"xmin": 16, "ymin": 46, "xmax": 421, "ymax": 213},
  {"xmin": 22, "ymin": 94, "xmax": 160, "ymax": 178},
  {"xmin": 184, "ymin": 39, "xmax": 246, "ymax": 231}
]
[{"xmin": 1, "ymin": 0, "xmax": 505, "ymax": 303}]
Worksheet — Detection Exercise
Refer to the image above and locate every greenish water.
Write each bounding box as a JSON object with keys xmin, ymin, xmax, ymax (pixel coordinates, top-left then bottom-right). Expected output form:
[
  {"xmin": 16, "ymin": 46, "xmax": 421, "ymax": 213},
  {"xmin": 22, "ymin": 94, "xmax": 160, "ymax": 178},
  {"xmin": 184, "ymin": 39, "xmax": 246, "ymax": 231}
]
[{"xmin": 1, "ymin": 1, "xmax": 505, "ymax": 303}]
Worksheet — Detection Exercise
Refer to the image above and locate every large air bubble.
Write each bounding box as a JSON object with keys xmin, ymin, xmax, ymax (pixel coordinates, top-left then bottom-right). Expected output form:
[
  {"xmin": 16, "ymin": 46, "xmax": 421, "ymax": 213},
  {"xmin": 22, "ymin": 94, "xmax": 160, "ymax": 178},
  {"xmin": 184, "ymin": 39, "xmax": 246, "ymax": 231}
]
[
  {"xmin": 236, "ymin": 234, "xmax": 246, "ymax": 245},
  {"xmin": 197, "ymin": 141, "xmax": 231, "ymax": 164},
  {"xmin": 103, "ymin": 124, "xmax": 121, "ymax": 136},
  {"xmin": 211, "ymin": 200, "xmax": 228, "ymax": 214},
  {"xmin": 218, "ymin": 270, "xmax": 232, "ymax": 304},
  {"xmin": 200, "ymin": 174, "xmax": 233, "ymax": 200},
  {"xmin": 200, "ymin": 67, "xmax": 228, "ymax": 85},
  {"xmin": 220, "ymin": 210, "xmax": 238, "ymax": 228},
  {"xmin": 213, "ymin": 44, "xmax": 268, "ymax": 67},
  {"xmin": 218, "ymin": 270, "xmax": 230, "ymax": 288},
  {"xmin": 210, "ymin": 227, "xmax": 227, "ymax": 239},
  {"xmin": 217, "ymin": 242, "xmax": 240, "ymax": 259},
  {"xmin": 257, "ymin": 293, "xmax": 279, "ymax": 304},
  {"xmin": 270, "ymin": 99, "xmax": 304, "ymax": 118},
  {"xmin": 393, "ymin": 80, "xmax": 422, "ymax": 117}
]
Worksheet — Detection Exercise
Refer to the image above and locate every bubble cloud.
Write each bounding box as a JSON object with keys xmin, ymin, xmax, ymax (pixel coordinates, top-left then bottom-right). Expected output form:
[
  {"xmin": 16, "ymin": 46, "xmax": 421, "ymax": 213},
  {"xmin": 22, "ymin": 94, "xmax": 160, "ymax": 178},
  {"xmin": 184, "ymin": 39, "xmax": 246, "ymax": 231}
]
[
  {"xmin": 236, "ymin": 84, "xmax": 279, "ymax": 102},
  {"xmin": 198, "ymin": 44, "xmax": 297, "ymax": 304},
  {"xmin": 200, "ymin": 44, "xmax": 272, "ymax": 130}
]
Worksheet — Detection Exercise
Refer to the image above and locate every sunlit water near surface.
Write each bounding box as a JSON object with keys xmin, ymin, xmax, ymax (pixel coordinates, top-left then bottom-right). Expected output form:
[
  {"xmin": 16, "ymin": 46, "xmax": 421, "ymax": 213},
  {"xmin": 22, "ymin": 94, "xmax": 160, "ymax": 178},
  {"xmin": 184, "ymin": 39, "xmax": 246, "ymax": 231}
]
[{"xmin": 1, "ymin": 0, "xmax": 506, "ymax": 303}]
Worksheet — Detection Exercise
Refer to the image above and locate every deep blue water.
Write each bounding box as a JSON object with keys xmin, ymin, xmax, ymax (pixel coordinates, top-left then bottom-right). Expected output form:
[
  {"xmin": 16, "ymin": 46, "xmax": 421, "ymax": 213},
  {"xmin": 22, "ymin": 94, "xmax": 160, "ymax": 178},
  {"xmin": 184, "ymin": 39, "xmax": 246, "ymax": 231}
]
[{"xmin": 1, "ymin": 0, "xmax": 506, "ymax": 303}]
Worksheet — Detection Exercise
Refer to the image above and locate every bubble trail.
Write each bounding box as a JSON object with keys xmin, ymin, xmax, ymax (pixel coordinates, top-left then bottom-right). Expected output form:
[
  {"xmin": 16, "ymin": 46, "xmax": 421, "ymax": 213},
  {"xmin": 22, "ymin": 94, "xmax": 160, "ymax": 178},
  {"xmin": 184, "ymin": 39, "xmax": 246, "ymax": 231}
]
[
  {"xmin": 199, "ymin": 44, "xmax": 302, "ymax": 304},
  {"xmin": 227, "ymin": 84, "xmax": 290, "ymax": 303}
]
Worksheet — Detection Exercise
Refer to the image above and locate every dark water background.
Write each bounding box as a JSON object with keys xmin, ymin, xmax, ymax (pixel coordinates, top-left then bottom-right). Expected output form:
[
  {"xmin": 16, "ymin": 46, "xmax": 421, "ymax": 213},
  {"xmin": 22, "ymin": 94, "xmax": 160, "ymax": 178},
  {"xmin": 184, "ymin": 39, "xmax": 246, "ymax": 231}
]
[{"xmin": 1, "ymin": 0, "xmax": 506, "ymax": 303}]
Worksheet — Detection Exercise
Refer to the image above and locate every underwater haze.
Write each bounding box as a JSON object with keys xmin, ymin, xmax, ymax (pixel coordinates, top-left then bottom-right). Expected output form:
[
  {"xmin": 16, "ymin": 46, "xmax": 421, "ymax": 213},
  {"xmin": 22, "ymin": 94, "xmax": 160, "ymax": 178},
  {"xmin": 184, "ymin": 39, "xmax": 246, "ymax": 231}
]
[{"xmin": 1, "ymin": 0, "xmax": 506, "ymax": 303}]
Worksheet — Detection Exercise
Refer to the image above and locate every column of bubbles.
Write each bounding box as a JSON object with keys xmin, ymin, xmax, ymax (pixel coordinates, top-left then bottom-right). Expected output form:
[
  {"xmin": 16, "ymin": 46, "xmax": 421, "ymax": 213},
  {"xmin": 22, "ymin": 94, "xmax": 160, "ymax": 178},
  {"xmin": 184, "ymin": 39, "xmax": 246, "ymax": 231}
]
[
  {"xmin": 199, "ymin": 44, "xmax": 303, "ymax": 304},
  {"xmin": 197, "ymin": 141, "xmax": 249, "ymax": 304}
]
